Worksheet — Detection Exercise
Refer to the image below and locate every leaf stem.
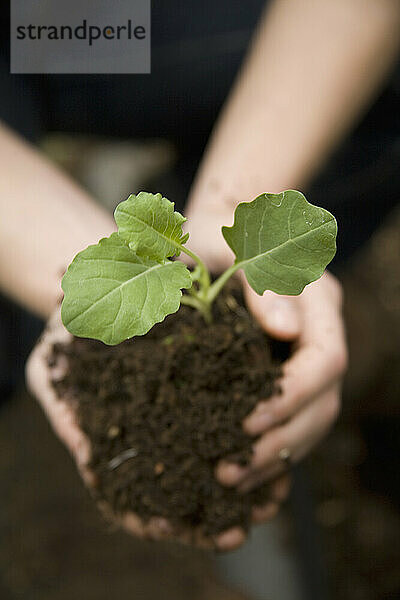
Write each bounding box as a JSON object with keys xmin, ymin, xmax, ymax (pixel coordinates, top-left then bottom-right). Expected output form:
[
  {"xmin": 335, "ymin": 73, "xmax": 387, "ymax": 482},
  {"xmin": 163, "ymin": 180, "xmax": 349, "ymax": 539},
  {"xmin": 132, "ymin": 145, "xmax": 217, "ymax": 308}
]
[{"xmin": 180, "ymin": 247, "xmax": 211, "ymax": 294}]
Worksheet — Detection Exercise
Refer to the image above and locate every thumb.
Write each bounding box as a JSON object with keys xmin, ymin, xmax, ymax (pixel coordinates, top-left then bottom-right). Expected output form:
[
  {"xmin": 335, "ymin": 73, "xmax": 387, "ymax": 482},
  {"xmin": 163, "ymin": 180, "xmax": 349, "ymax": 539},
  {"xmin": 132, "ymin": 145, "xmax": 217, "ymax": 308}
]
[{"xmin": 243, "ymin": 284, "xmax": 301, "ymax": 341}]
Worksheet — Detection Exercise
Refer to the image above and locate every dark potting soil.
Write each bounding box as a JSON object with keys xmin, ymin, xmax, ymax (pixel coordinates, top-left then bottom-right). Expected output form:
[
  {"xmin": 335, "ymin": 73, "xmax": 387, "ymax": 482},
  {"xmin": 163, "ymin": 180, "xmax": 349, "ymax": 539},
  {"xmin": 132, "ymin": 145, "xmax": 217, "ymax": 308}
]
[{"xmin": 50, "ymin": 286, "xmax": 282, "ymax": 538}]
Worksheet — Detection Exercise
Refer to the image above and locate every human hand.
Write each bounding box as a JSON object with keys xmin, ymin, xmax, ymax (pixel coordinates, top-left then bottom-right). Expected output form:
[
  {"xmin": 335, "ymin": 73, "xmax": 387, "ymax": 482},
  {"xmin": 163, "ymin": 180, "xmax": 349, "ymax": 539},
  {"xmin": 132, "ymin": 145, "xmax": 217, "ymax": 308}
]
[
  {"xmin": 217, "ymin": 271, "xmax": 347, "ymax": 491},
  {"xmin": 26, "ymin": 309, "xmax": 289, "ymax": 551}
]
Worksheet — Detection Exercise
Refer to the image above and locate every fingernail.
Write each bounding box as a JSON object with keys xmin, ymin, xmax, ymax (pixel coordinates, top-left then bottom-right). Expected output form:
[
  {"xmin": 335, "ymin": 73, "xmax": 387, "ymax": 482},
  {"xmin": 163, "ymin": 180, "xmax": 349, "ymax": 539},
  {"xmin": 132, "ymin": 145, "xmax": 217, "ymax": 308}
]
[
  {"xmin": 244, "ymin": 411, "xmax": 274, "ymax": 434},
  {"xmin": 252, "ymin": 502, "xmax": 279, "ymax": 524},
  {"xmin": 153, "ymin": 517, "xmax": 173, "ymax": 535},
  {"xmin": 215, "ymin": 527, "xmax": 246, "ymax": 552}
]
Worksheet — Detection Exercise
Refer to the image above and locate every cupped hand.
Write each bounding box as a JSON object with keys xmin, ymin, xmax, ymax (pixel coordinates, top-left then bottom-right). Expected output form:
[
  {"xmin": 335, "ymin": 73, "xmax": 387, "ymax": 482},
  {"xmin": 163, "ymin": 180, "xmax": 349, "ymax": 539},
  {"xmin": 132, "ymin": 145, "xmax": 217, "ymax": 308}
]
[
  {"xmin": 26, "ymin": 309, "xmax": 288, "ymax": 551},
  {"xmin": 217, "ymin": 271, "xmax": 347, "ymax": 491}
]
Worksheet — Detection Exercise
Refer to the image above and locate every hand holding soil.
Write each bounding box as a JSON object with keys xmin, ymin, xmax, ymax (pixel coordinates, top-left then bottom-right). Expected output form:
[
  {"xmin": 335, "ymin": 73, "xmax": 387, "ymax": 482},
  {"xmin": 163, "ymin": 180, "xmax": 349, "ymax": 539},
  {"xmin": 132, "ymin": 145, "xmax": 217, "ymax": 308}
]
[
  {"xmin": 26, "ymin": 309, "xmax": 290, "ymax": 551},
  {"xmin": 217, "ymin": 272, "xmax": 347, "ymax": 491}
]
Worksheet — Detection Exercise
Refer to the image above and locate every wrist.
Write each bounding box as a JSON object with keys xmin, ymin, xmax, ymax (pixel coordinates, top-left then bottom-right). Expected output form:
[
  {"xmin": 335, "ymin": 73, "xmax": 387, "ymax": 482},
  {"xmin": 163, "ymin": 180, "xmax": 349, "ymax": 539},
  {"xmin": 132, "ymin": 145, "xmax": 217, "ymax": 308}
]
[{"xmin": 187, "ymin": 168, "xmax": 306, "ymax": 219}]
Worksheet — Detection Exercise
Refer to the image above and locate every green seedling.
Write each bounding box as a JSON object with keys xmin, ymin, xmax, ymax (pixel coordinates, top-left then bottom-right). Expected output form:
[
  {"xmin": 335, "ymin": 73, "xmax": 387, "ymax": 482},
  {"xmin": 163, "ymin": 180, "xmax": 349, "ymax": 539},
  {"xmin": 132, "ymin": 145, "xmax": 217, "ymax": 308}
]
[{"xmin": 61, "ymin": 190, "xmax": 337, "ymax": 345}]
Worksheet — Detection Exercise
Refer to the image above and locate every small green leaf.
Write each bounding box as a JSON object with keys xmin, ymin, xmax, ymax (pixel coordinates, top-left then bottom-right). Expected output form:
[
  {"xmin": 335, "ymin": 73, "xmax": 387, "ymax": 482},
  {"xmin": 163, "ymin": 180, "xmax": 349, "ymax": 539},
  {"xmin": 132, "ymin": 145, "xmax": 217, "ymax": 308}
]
[
  {"xmin": 61, "ymin": 233, "xmax": 191, "ymax": 345},
  {"xmin": 114, "ymin": 192, "xmax": 189, "ymax": 261},
  {"xmin": 222, "ymin": 190, "xmax": 337, "ymax": 295}
]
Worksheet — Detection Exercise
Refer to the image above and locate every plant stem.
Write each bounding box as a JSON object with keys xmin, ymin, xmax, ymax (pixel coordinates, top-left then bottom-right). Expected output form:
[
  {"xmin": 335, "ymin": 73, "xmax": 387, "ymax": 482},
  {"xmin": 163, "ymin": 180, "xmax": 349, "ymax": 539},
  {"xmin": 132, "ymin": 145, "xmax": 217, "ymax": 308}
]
[
  {"xmin": 179, "ymin": 245, "xmax": 240, "ymax": 323},
  {"xmin": 206, "ymin": 262, "xmax": 242, "ymax": 304},
  {"xmin": 180, "ymin": 294, "xmax": 212, "ymax": 323}
]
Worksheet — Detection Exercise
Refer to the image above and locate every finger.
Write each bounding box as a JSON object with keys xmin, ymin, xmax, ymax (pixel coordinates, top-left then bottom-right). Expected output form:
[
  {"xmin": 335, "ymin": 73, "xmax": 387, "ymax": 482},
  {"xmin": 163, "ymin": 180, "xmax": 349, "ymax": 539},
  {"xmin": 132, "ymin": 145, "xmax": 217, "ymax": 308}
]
[
  {"xmin": 269, "ymin": 473, "xmax": 291, "ymax": 502},
  {"xmin": 123, "ymin": 513, "xmax": 177, "ymax": 543},
  {"xmin": 243, "ymin": 283, "xmax": 301, "ymax": 341},
  {"xmin": 242, "ymin": 468, "xmax": 293, "ymax": 499},
  {"xmin": 252, "ymin": 502, "xmax": 279, "ymax": 524},
  {"xmin": 244, "ymin": 279, "xmax": 346, "ymax": 435},
  {"xmin": 26, "ymin": 323, "xmax": 93, "ymax": 484},
  {"xmin": 27, "ymin": 347, "xmax": 90, "ymax": 465},
  {"xmin": 121, "ymin": 511, "xmax": 146, "ymax": 537},
  {"xmin": 239, "ymin": 464, "xmax": 285, "ymax": 494},
  {"xmin": 251, "ymin": 474, "xmax": 291, "ymax": 523},
  {"xmin": 219, "ymin": 386, "xmax": 340, "ymax": 487},
  {"xmin": 122, "ymin": 512, "xmax": 216, "ymax": 549},
  {"xmin": 214, "ymin": 526, "xmax": 247, "ymax": 552}
]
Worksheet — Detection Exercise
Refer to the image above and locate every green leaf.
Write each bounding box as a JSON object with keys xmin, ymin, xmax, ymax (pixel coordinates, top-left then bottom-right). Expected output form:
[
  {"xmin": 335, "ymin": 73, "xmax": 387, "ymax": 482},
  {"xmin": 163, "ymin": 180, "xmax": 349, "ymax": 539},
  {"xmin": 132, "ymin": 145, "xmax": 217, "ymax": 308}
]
[
  {"xmin": 114, "ymin": 192, "xmax": 189, "ymax": 261},
  {"xmin": 222, "ymin": 190, "xmax": 337, "ymax": 295},
  {"xmin": 61, "ymin": 233, "xmax": 191, "ymax": 345}
]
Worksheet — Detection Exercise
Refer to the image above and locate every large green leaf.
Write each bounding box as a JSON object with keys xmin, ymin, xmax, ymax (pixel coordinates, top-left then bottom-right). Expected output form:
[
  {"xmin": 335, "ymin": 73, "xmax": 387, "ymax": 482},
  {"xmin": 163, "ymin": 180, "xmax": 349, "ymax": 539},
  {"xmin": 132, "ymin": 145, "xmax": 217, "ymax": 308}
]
[
  {"xmin": 61, "ymin": 233, "xmax": 191, "ymax": 345},
  {"xmin": 222, "ymin": 190, "xmax": 337, "ymax": 295},
  {"xmin": 114, "ymin": 192, "xmax": 189, "ymax": 261}
]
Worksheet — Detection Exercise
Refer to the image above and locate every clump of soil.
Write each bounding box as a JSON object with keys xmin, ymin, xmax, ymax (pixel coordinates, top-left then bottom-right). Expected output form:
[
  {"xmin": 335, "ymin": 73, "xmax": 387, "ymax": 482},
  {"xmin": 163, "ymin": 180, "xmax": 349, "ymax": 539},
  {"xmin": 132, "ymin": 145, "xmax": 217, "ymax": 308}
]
[{"xmin": 50, "ymin": 286, "xmax": 282, "ymax": 538}]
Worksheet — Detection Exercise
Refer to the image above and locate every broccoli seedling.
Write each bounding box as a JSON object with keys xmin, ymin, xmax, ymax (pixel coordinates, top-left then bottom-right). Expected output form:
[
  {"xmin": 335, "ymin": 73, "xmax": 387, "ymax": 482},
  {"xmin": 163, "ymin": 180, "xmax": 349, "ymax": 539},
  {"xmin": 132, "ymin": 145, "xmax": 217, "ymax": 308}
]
[{"xmin": 61, "ymin": 191, "xmax": 337, "ymax": 345}]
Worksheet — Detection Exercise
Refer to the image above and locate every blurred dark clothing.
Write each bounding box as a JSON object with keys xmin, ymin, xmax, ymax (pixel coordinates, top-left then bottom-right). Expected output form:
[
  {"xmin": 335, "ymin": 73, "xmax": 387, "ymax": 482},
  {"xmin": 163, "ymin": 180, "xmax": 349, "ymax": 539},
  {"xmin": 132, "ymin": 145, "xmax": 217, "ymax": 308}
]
[
  {"xmin": 0, "ymin": 1, "xmax": 399, "ymax": 396},
  {"xmin": 1, "ymin": 2, "xmax": 265, "ymax": 146}
]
